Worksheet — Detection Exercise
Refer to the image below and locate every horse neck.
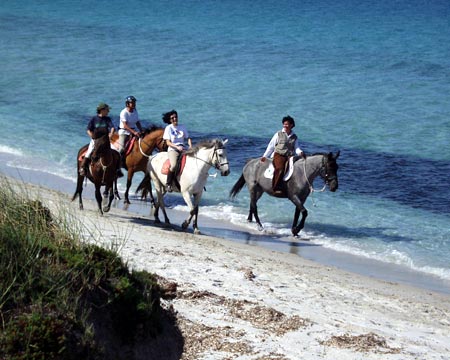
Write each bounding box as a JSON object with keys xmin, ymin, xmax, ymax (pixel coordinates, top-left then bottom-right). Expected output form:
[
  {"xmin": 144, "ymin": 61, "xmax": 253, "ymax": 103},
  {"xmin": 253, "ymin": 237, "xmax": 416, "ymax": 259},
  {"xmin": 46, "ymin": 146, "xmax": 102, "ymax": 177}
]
[
  {"xmin": 188, "ymin": 147, "xmax": 214, "ymax": 173},
  {"xmin": 141, "ymin": 130, "xmax": 164, "ymax": 154},
  {"xmin": 303, "ymin": 155, "xmax": 325, "ymax": 182}
]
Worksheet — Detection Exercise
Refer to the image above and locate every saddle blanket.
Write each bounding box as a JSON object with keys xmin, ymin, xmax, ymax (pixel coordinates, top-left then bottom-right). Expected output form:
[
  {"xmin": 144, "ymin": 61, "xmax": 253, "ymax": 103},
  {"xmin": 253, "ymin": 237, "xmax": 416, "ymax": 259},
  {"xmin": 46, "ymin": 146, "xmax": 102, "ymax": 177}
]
[
  {"xmin": 161, "ymin": 155, "xmax": 187, "ymax": 176},
  {"xmin": 263, "ymin": 156, "xmax": 294, "ymax": 181}
]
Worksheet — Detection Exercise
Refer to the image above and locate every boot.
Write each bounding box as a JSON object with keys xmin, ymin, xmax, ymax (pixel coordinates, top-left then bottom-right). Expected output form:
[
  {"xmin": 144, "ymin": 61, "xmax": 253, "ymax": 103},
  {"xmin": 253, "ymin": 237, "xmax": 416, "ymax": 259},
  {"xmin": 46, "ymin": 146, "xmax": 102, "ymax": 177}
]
[
  {"xmin": 166, "ymin": 171, "xmax": 174, "ymax": 193},
  {"xmin": 79, "ymin": 157, "xmax": 90, "ymax": 176}
]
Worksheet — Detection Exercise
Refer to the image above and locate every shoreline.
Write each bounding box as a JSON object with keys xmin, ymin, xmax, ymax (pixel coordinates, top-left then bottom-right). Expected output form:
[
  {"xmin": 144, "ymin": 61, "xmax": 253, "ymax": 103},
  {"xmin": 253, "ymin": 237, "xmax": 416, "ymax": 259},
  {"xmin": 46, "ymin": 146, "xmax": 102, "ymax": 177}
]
[
  {"xmin": 1, "ymin": 154, "xmax": 450, "ymax": 295},
  {"xmin": 2, "ymin": 171, "xmax": 450, "ymax": 359}
]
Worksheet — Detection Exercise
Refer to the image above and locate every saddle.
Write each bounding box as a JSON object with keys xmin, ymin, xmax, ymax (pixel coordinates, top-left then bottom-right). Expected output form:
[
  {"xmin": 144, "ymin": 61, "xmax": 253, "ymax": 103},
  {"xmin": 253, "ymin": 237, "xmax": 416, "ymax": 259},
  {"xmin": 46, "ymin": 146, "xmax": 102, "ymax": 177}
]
[
  {"xmin": 124, "ymin": 137, "xmax": 136, "ymax": 156},
  {"xmin": 263, "ymin": 156, "xmax": 295, "ymax": 181},
  {"xmin": 109, "ymin": 135, "xmax": 137, "ymax": 156},
  {"xmin": 161, "ymin": 154, "xmax": 187, "ymax": 177}
]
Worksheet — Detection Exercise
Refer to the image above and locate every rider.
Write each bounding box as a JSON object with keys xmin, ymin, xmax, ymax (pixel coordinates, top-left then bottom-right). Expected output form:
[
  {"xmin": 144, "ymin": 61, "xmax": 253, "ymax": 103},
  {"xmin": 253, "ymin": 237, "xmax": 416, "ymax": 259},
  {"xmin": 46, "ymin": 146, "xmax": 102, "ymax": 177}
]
[
  {"xmin": 80, "ymin": 102, "xmax": 123, "ymax": 177},
  {"xmin": 118, "ymin": 96, "xmax": 144, "ymax": 158},
  {"xmin": 162, "ymin": 110, "xmax": 192, "ymax": 192},
  {"xmin": 261, "ymin": 115, "xmax": 305, "ymax": 195}
]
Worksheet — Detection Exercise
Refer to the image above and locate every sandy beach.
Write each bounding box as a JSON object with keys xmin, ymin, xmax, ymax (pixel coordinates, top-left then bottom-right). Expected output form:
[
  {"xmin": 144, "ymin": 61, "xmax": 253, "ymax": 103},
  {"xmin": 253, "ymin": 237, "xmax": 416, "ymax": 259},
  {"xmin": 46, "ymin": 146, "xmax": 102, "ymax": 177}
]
[{"xmin": 3, "ymin": 172, "xmax": 449, "ymax": 360}]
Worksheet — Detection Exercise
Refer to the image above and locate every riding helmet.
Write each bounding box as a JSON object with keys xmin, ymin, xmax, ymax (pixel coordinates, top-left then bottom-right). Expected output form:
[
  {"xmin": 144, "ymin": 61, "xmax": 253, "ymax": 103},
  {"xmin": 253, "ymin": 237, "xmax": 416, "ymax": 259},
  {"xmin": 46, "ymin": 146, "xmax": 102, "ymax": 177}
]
[{"xmin": 125, "ymin": 95, "xmax": 137, "ymax": 105}]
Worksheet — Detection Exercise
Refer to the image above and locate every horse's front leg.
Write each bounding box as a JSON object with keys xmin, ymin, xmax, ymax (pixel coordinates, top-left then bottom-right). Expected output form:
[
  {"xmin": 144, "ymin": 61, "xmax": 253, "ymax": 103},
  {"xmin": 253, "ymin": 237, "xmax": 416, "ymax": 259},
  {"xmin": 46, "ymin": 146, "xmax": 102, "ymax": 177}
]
[
  {"xmin": 181, "ymin": 192, "xmax": 200, "ymax": 234},
  {"xmin": 72, "ymin": 174, "xmax": 84, "ymax": 210},
  {"xmin": 290, "ymin": 195, "xmax": 308, "ymax": 236},
  {"xmin": 291, "ymin": 207, "xmax": 308, "ymax": 237},
  {"xmin": 114, "ymin": 179, "xmax": 121, "ymax": 200},
  {"xmin": 103, "ymin": 184, "xmax": 114, "ymax": 213},
  {"xmin": 94, "ymin": 185, "xmax": 103, "ymax": 215}
]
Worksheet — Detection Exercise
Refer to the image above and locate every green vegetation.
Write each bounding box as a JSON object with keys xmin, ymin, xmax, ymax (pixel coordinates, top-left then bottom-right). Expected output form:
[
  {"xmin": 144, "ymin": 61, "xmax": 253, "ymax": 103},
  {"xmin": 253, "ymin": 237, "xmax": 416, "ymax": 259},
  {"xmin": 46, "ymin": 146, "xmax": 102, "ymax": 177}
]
[{"xmin": 0, "ymin": 179, "xmax": 162, "ymax": 359}]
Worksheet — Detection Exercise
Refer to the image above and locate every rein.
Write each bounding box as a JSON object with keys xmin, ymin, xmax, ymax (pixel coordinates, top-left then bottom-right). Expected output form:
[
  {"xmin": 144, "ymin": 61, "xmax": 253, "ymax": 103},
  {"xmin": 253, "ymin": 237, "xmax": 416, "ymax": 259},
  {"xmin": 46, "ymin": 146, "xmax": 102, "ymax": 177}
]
[
  {"xmin": 138, "ymin": 136, "xmax": 160, "ymax": 157},
  {"xmin": 303, "ymin": 156, "xmax": 327, "ymax": 193}
]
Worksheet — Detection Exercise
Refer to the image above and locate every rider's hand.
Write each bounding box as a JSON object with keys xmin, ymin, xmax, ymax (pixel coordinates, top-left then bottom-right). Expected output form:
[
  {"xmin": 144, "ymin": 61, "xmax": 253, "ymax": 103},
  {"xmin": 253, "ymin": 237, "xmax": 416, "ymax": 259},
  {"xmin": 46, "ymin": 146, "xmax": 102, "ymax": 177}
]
[
  {"xmin": 261, "ymin": 157, "xmax": 266, "ymax": 162},
  {"xmin": 301, "ymin": 152, "xmax": 306, "ymax": 159}
]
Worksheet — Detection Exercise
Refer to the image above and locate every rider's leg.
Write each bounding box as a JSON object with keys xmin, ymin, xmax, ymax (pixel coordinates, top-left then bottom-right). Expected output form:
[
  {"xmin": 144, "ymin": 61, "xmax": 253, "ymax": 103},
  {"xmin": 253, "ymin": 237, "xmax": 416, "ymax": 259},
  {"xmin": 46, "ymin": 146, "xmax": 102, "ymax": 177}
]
[
  {"xmin": 118, "ymin": 134, "xmax": 127, "ymax": 157},
  {"xmin": 272, "ymin": 153, "xmax": 287, "ymax": 192},
  {"xmin": 166, "ymin": 150, "xmax": 178, "ymax": 192},
  {"xmin": 80, "ymin": 139, "xmax": 94, "ymax": 176}
]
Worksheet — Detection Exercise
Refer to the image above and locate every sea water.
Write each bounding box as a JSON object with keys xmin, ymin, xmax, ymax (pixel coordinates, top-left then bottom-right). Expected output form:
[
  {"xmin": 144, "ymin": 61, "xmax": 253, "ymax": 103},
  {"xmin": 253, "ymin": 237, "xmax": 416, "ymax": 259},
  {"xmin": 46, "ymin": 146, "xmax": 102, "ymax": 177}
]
[{"xmin": 1, "ymin": 0, "xmax": 449, "ymax": 287}]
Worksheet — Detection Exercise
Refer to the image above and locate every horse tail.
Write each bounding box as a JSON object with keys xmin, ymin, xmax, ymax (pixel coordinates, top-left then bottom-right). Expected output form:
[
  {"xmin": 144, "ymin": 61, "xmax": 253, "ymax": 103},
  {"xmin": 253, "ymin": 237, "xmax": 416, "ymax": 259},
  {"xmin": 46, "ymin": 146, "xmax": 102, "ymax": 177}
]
[
  {"xmin": 229, "ymin": 173, "xmax": 246, "ymax": 199},
  {"xmin": 136, "ymin": 172, "xmax": 152, "ymax": 199}
]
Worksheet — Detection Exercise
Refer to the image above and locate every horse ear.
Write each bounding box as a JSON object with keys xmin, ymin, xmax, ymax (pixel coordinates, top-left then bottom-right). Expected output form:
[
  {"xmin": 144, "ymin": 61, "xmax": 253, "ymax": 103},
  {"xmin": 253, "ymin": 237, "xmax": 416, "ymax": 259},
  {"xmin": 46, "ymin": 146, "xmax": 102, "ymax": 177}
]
[
  {"xmin": 222, "ymin": 138, "xmax": 228, "ymax": 145},
  {"xmin": 335, "ymin": 150, "xmax": 340, "ymax": 159}
]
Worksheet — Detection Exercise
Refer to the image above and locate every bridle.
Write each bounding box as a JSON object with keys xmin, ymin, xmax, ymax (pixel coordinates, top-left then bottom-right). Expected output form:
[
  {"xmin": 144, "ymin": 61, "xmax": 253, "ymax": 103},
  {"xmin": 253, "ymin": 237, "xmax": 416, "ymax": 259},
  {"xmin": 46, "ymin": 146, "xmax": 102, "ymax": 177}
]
[
  {"xmin": 303, "ymin": 155, "xmax": 336, "ymax": 193},
  {"xmin": 192, "ymin": 144, "xmax": 229, "ymax": 171}
]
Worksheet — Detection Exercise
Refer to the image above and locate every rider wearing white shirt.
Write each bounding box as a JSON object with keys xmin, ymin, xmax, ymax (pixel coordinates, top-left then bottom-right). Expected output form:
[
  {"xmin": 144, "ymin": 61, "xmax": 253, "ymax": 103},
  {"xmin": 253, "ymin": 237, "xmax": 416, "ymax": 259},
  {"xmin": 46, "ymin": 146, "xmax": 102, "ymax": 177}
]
[
  {"xmin": 162, "ymin": 110, "xmax": 192, "ymax": 192},
  {"xmin": 118, "ymin": 96, "xmax": 143, "ymax": 155},
  {"xmin": 262, "ymin": 115, "xmax": 305, "ymax": 194}
]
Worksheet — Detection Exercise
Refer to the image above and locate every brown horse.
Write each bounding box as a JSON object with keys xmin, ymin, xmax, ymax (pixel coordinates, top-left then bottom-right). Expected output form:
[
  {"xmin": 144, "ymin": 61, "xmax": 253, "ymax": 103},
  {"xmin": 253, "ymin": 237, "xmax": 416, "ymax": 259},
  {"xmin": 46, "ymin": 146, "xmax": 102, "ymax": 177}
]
[
  {"xmin": 72, "ymin": 134, "xmax": 121, "ymax": 215},
  {"xmin": 111, "ymin": 125, "xmax": 166, "ymax": 204}
]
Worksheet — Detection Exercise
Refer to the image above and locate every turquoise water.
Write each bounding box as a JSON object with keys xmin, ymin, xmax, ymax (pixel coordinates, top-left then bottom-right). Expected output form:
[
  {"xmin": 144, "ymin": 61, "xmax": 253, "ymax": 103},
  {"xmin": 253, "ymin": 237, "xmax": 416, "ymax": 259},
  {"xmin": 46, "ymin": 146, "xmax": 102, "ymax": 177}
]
[{"xmin": 1, "ymin": 0, "xmax": 449, "ymax": 284}]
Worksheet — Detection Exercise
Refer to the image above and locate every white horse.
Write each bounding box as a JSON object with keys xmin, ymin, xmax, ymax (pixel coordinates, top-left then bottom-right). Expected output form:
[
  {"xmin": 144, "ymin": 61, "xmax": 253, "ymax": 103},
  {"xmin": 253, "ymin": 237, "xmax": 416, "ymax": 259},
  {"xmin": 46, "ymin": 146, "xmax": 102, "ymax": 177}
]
[{"xmin": 136, "ymin": 139, "xmax": 230, "ymax": 234}]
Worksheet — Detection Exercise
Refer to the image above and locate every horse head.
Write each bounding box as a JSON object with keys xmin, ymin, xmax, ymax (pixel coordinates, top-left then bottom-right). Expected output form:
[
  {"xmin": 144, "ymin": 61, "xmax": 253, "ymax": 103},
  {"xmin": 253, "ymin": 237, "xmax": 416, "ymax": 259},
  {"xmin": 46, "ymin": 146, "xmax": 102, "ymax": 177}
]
[
  {"xmin": 322, "ymin": 151, "xmax": 340, "ymax": 192},
  {"xmin": 212, "ymin": 139, "xmax": 230, "ymax": 176},
  {"xmin": 91, "ymin": 134, "xmax": 111, "ymax": 161}
]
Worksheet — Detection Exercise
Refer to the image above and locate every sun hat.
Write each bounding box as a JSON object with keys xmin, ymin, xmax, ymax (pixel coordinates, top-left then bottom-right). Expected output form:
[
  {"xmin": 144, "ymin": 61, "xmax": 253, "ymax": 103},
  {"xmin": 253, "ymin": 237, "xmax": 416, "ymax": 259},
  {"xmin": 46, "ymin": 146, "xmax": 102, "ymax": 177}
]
[{"xmin": 97, "ymin": 102, "xmax": 110, "ymax": 111}]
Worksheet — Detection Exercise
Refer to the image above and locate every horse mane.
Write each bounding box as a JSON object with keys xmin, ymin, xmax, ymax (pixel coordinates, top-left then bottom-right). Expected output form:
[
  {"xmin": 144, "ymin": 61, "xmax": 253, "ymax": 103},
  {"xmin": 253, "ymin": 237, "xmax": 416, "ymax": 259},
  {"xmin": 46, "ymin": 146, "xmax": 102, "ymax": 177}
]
[
  {"xmin": 184, "ymin": 139, "xmax": 222, "ymax": 155},
  {"xmin": 142, "ymin": 124, "xmax": 164, "ymax": 135}
]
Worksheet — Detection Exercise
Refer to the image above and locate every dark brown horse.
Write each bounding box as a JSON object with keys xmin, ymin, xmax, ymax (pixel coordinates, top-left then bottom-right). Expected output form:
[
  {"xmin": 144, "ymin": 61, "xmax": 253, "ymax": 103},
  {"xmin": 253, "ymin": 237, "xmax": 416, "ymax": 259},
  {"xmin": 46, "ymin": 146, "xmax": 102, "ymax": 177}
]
[
  {"xmin": 111, "ymin": 125, "xmax": 166, "ymax": 204},
  {"xmin": 72, "ymin": 134, "xmax": 121, "ymax": 215}
]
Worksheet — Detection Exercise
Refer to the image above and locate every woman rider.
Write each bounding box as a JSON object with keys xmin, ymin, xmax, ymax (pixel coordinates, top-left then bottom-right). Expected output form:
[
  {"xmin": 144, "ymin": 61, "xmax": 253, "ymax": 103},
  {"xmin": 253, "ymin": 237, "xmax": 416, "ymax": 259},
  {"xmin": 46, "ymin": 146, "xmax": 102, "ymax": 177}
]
[
  {"xmin": 162, "ymin": 110, "xmax": 192, "ymax": 192},
  {"xmin": 80, "ymin": 102, "xmax": 122, "ymax": 177}
]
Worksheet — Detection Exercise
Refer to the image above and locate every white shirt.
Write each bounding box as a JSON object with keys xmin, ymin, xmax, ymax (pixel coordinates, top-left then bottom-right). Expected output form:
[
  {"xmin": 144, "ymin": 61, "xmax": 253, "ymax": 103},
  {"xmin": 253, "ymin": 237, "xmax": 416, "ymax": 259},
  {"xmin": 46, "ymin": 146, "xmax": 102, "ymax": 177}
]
[
  {"xmin": 118, "ymin": 108, "xmax": 140, "ymax": 135},
  {"xmin": 163, "ymin": 124, "xmax": 190, "ymax": 151},
  {"xmin": 263, "ymin": 129, "xmax": 302, "ymax": 158}
]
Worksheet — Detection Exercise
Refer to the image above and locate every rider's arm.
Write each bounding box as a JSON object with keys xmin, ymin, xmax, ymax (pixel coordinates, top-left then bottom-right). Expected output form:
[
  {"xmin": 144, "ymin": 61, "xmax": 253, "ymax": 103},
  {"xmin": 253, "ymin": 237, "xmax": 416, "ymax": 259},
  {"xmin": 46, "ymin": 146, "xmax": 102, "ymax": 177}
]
[
  {"xmin": 122, "ymin": 122, "xmax": 140, "ymax": 137},
  {"xmin": 293, "ymin": 139, "xmax": 306, "ymax": 158},
  {"xmin": 262, "ymin": 132, "xmax": 278, "ymax": 158}
]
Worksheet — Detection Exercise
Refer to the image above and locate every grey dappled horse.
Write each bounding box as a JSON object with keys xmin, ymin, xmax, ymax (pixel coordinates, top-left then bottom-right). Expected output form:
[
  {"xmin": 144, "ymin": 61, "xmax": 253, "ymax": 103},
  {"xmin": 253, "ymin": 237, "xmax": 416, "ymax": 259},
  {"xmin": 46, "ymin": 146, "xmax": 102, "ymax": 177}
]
[
  {"xmin": 136, "ymin": 139, "xmax": 230, "ymax": 234},
  {"xmin": 230, "ymin": 152, "xmax": 340, "ymax": 236}
]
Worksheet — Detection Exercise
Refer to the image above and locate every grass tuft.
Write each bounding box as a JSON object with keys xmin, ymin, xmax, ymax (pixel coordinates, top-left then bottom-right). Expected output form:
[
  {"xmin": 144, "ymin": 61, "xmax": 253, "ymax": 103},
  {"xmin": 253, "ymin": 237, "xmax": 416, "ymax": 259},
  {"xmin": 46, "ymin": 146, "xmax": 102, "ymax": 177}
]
[{"xmin": 0, "ymin": 177, "xmax": 163, "ymax": 359}]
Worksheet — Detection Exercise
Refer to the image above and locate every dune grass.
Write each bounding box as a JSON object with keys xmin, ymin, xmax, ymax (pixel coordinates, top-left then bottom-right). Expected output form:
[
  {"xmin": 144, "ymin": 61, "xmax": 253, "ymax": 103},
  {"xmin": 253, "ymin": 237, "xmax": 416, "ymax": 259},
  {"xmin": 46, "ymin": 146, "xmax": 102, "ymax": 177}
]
[{"xmin": 0, "ymin": 178, "xmax": 163, "ymax": 359}]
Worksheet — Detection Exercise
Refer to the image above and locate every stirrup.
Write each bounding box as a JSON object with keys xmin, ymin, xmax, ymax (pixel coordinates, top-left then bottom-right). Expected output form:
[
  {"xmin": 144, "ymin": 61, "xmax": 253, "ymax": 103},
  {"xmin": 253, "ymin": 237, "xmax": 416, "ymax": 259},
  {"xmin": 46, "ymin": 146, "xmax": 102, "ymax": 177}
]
[{"xmin": 166, "ymin": 184, "xmax": 173, "ymax": 193}]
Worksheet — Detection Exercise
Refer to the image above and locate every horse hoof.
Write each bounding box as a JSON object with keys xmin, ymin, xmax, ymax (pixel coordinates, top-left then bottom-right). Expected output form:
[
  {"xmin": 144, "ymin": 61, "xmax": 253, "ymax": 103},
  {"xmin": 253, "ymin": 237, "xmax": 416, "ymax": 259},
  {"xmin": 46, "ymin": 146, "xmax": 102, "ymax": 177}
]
[
  {"xmin": 194, "ymin": 229, "xmax": 201, "ymax": 235},
  {"xmin": 154, "ymin": 219, "xmax": 161, "ymax": 224},
  {"xmin": 257, "ymin": 224, "xmax": 264, "ymax": 231},
  {"xmin": 103, "ymin": 206, "xmax": 110, "ymax": 213},
  {"xmin": 182, "ymin": 221, "xmax": 189, "ymax": 230}
]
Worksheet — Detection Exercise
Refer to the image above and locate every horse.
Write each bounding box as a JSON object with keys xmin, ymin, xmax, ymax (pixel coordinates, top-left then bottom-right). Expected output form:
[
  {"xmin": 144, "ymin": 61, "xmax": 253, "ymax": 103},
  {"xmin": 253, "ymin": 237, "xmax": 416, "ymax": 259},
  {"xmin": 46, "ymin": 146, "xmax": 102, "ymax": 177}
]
[
  {"xmin": 230, "ymin": 152, "xmax": 340, "ymax": 236},
  {"xmin": 136, "ymin": 139, "xmax": 230, "ymax": 234},
  {"xmin": 110, "ymin": 125, "xmax": 167, "ymax": 204},
  {"xmin": 72, "ymin": 134, "xmax": 121, "ymax": 215}
]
